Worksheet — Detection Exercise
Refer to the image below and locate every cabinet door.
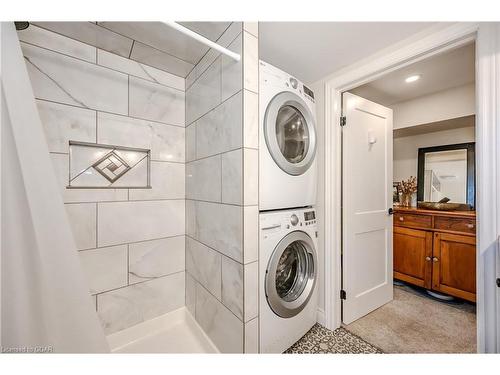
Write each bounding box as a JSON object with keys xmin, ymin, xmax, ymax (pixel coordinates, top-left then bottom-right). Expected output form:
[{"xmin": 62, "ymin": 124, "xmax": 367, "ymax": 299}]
[
  {"xmin": 432, "ymin": 232, "xmax": 476, "ymax": 302},
  {"xmin": 393, "ymin": 226, "xmax": 433, "ymax": 288}
]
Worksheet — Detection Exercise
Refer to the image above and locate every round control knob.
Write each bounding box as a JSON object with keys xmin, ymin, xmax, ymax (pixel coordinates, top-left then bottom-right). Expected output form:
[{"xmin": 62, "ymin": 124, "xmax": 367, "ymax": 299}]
[{"xmin": 290, "ymin": 214, "xmax": 299, "ymax": 226}]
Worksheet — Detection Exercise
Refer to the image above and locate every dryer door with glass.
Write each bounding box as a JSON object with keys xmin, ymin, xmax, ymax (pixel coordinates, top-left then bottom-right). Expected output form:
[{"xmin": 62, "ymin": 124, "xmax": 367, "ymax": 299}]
[
  {"xmin": 265, "ymin": 231, "xmax": 317, "ymax": 318},
  {"xmin": 264, "ymin": 92, "xmax": 317, "ymax": 176}
]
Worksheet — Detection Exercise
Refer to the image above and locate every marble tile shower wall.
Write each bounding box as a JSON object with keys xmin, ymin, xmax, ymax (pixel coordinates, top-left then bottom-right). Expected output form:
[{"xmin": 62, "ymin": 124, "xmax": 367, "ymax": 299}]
[
  {"xmin": 18, "ymin": 25, "xmax": 187, "ymax": 335},
  {"xmin": 185, "ymin": 22, "xmax": 259, "ymax": 353}
]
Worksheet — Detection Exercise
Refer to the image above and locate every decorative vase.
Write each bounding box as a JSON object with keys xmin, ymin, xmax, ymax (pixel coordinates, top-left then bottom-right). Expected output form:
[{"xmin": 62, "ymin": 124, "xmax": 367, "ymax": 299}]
[{"xmin": 400, "ymin": 193, "xmax": 412, "ymax": 207}]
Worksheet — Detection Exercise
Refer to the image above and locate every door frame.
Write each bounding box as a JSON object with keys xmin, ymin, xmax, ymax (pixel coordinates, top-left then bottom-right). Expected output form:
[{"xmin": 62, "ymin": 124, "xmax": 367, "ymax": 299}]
[{"xmin": 323, "ymin": 22, "xmax": 500, "ymax": 353}]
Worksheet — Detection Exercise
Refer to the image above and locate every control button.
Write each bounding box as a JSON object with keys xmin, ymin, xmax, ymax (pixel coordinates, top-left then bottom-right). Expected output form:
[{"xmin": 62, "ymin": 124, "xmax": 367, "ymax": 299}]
[
  {"xmin": 290, "ymin": 214, "xmax": 299, "ymax": 226},
  {"xmin": 289, "ymin": 77, "xmax": 298, "ymax": 89}
]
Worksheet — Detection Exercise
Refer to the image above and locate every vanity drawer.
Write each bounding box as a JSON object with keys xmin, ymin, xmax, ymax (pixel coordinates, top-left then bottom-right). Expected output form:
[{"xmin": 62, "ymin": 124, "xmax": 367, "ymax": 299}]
[
  {"xmin": 434, "ymin": 216, "xmax": 476, "ymax": 234},
  {"xmin": 394, "ymin": 213, "xmax": 432, "ymax": 229}
]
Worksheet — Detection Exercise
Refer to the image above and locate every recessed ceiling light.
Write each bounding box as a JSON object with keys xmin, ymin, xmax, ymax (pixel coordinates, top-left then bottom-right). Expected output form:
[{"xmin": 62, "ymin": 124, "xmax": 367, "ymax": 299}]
[{"xmin": 405, "ymin": 74, "xmax": 421, "ymax": 83}]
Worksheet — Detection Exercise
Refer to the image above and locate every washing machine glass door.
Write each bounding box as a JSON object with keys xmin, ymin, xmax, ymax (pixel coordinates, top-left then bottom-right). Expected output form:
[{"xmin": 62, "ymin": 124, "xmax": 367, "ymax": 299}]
[
  {"xmin": 264, "ymin": 91, "xmax": 316, "ymax": 176},
  {"xmin": 265, "ymin": 231, "xmax": 317, "ymax": 318}
]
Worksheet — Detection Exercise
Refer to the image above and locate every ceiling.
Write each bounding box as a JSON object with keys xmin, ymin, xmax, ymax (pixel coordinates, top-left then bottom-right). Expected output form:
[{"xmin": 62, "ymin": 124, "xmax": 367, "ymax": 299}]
[
  {"xmin": 259, "ymin": 22, "xmax": 437, "ymax": 84},
  {"xmin": 32, "ymin": 22, "xmax": 231, "ymax": 77},
  {"xmin": 350, "ymin": 42, "xmax": 475, "ymax": 106}
]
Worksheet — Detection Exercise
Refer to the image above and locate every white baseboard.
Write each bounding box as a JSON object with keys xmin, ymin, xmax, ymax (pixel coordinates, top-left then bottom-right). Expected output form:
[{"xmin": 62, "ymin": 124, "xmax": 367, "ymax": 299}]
[{"xmin": 316, "ymin": 308, "xmax": 326, "ymax": 326}]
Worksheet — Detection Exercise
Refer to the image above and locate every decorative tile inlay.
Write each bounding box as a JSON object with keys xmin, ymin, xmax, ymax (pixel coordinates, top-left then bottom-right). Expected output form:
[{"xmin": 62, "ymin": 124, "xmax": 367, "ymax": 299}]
[
  {"xmin": 68, "ymin": 141, "xmax": 151, "ymax": 188},
  {"xmin": 92, "ymin": 151, "xmax": 131, "ymax": 183}
]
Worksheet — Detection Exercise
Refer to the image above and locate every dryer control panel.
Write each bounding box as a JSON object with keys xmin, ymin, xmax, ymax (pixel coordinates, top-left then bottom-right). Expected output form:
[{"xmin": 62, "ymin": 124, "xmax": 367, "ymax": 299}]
[{"xmin": 260, "ymin": 60, "xmax": 315, "ymax": 103}]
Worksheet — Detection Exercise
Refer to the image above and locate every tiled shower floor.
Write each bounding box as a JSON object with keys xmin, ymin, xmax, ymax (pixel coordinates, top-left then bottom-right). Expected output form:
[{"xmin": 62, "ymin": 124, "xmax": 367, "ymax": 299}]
[{"xmin": 107, "ymin": 307, "xmax": 218, "ymax": 353}]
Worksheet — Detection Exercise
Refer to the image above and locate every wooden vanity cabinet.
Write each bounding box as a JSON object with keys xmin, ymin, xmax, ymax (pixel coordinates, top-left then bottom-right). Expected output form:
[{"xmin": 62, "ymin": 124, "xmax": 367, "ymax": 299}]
[{"xmin": 393, "ymin": 207, "xmax": 476, "ymax": 302}]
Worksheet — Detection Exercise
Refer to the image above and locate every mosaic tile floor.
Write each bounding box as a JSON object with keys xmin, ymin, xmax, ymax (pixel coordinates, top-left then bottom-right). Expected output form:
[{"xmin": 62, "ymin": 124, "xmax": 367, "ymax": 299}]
[{"xmin": 285, "ymin": 324, "xmax": 383, "ymax": 354}]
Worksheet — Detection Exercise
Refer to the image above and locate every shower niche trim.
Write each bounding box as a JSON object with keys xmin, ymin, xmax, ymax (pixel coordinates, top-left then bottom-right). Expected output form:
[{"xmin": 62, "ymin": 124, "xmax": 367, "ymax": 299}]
[{"xmin": 68, "ymin": 141, "xmax": 151, "ymax": 189}]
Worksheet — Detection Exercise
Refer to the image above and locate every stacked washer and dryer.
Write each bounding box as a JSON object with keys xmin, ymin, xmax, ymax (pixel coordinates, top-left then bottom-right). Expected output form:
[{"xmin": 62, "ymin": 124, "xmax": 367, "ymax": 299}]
[{"xmin": 259, "ymin": 61, "xmax": 319, "ymax": 353}]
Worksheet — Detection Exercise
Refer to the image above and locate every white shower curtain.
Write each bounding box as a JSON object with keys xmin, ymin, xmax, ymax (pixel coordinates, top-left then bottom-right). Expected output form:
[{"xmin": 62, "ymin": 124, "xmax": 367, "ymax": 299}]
[{"xmin": 0, "ymin": 22, "xmax": 109, "ymax": 353}]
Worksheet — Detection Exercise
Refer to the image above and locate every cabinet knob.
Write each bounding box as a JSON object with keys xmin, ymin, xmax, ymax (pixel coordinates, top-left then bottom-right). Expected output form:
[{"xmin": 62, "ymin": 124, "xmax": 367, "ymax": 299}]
[
  {"xmin": 433, "ymin": 257, "xmax": 439, "ymax": 262},
  {"xmin": 466, "ymin": 223, "xmax": 474, "ymax": 229},
  {"xmin": 425, "ymin": 256, "xmax": 431, "ymax": 261},
  {"xmin": 399, "ymin": 217, "xmax": 404, "ymax": 221}
]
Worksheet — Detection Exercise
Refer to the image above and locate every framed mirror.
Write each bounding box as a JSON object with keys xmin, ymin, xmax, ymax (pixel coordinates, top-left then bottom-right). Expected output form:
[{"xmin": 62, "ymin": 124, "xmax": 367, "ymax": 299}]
[{"xmin": 417, "ymin": 142, "xmax": 475, "ymax": 208}]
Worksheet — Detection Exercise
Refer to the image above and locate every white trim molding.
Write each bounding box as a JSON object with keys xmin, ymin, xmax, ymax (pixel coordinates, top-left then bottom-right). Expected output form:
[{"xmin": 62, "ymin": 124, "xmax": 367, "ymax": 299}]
[{"xmin": 323, "ymin": 22, "xmax": 500, "ymax": 353}]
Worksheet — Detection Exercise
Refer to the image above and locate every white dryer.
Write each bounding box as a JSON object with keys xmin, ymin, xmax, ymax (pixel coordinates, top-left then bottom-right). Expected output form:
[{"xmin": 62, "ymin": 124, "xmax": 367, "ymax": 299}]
[
  {"xmin": 259, "ymin": 61, "xmax": 317, "ymax": 211},
  {"xmin": 259, "ymin": 208, "xmax": 318, "ymax": 353}
]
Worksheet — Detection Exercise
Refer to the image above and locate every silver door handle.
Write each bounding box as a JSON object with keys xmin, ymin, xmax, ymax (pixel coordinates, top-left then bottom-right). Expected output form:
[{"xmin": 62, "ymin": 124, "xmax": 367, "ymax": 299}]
[{"xmin": 262, "ymin": 224, "xmax": 281, "ymax": 231}]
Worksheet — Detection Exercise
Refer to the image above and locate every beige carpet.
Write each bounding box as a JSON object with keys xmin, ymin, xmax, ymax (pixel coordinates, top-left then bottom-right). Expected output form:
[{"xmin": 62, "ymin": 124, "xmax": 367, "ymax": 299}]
[{"xmin": 344, "ymin": 286, "xmax": 476, "ymax": 353}]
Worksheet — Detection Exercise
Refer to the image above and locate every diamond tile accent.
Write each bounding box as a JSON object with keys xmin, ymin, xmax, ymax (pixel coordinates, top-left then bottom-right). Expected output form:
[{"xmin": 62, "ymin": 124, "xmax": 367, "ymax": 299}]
[
  {"xmin": 68, "ymin": 141, "xmax": 151, "ymax": 188},
  {"xmin": 93, "ymin": 151, "xmax": 131, "ymax": 182}
]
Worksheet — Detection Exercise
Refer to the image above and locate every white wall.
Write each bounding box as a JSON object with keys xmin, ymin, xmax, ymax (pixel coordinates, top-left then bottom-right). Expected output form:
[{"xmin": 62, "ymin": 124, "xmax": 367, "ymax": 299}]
[
  {"xmin": 392, "ymin": 83, "xmax": 475, "ymax": 129},
  {"xmin": 393, "ymin": 126, "xmax": 475, "ymax": 183}
]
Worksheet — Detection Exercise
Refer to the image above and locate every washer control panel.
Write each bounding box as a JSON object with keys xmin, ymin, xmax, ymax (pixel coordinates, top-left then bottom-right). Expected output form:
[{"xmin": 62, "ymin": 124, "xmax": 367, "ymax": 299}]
[{"xmin": 303, "ymin": 210, "xmax": 316, "ymax": 226}]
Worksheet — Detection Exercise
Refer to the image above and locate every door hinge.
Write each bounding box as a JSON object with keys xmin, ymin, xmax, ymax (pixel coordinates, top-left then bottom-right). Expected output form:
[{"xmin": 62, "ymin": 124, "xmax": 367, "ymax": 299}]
[
  {"xmin": 340, "ymin": 116, "xmax": 346, "ymax": 127},
  {"xmin": 340, "ymin": 290, "xmax": 347, "ymax": 300}
]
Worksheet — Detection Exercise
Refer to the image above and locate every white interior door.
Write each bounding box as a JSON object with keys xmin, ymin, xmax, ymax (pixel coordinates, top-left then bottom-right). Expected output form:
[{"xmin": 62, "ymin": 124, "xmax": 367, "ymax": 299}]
[{"xmin": 342, "ymin": 92, "xmax": 393, "ymax": 324}]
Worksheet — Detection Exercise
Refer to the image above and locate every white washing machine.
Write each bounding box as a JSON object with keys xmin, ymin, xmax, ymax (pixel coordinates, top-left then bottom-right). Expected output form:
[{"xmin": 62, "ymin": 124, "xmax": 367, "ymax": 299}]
[
  {"xmin": 259, "ymin": 208, "xmax": 318, "ymax": 353},
  {"xmin": 259, "ymin": 61, "xmax": 318, "ymax": 211}
]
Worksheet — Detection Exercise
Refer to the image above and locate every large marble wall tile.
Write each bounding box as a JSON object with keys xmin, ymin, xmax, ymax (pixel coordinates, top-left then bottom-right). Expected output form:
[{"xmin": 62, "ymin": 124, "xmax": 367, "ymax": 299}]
[
  {"xmin": 129, "ymin": 76, "xmax": 185, "ymax": 126},
  {"xmin": 244, "ymin": 261, "xmax": 258, "ymax": 322},
  {"xmin": 195, "ymin": 283, "xmax": 243, "ymax": 353},
  {"xmin": 51, "ymin": 153, "xmax": 128, "ymax": 203},
  {"xmin": 128, "ymin": 236, "xmax": 185, "ymax": 284},
  {"xmin": 244, "ymin": 318, "xmax": 259, "ymax": 353},
  {"xmin": 192, "ymin": 201, "xmax": 243, "ymax": 262},
  {"xmin": 99, "ymin": 22, "xmax": 210, "ymax": 65},
  {"xmin": 17, "ymin": 25, "xmax": 97, "ymax": 63},
  {"xmin": 97, "ymin": 49, "xmax": 152, "ymax": 80},
  {"xmin": 217, "ymin": 22, "xmax": 243, "ymax": 52},
  {"xmin": 186, "ymin": 156, "xmax": 221, "ymax": 202},
  {"xmin": 22, "ymin": 43, "xmax": 128, "ymax": 114},
  {"xmin": 185, "ymin": 123, "xmax": 196, "ymax": 162},
  {"xmin": 97, "ymin": 112, "xmax": 185, "ymax": 162},
  {"xmin": 97, "ymin": 200, "xmax": 185, "ymax": 247},
  {"xmin": 65, "ymin": 203, "xmax": 96, "ymax": 250},
  {"xmin": 97, "ymin": 49, "xmax": 184, "ymax": 91},
  {"xmin": 243, "ymin": 90, "xmax": 259, "ymax": 149},
  {"xmin": 244, "ymin": 148, "xmax": 259, "ymax": 206},
  {"xmin": 221, "ymin": 256, "xmax": 243, "ymax": 320},
  {"xmin": 243, "ymin": 32, "xmax": 258, "ymax": 93},
  {"xmin": 196, "ymin": 91, "xmax": 242, "ymax": 159},
  {"xmin": 129, "ymin": 161, "xmax": 185, "ymax": 201},
  {"xmin": 221, "ymin": 34, "xmax": 242, "ymax": 102},
  {"xmin": 186, "ymin": 237, "xmax": 222, "ymax": 299},
  {"xmin": 185, "ymin": 56, "xmax": 221, "ymax": 125},
  {"xmin": 98, "ymin": 272, "xmax": 185, "ymax": 334},
  {"xmin": 79, "ymin": 245, "xmax": 128, "ymax": 294},
  {"xmin": 33, "ymin": 22, "xmax": 133, "ymax": 58},
  {"xmin": 221, "ymin": 149, "xmax": 242, "ymax": 205},
  {"xmin": 186, "ymin": 22, "xmax": 242, "ymax": 91},
  {"xmin": 243, "ymin": 206, "xmax": 259, "ymax": 264},
  {"xmin": 185, "ymin": 272, "xmax": 196, "ymax": 317},
  {"xmin": 130, "ymin": 41, "xmax": 193, "ymax": 79},
  {"xmin": 185, "ymin": 200, "xmax": 196, "ymax": 239},
  {"xmin": 37, "ymin": 100, "xmax": 96, "ymax": 153}
]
